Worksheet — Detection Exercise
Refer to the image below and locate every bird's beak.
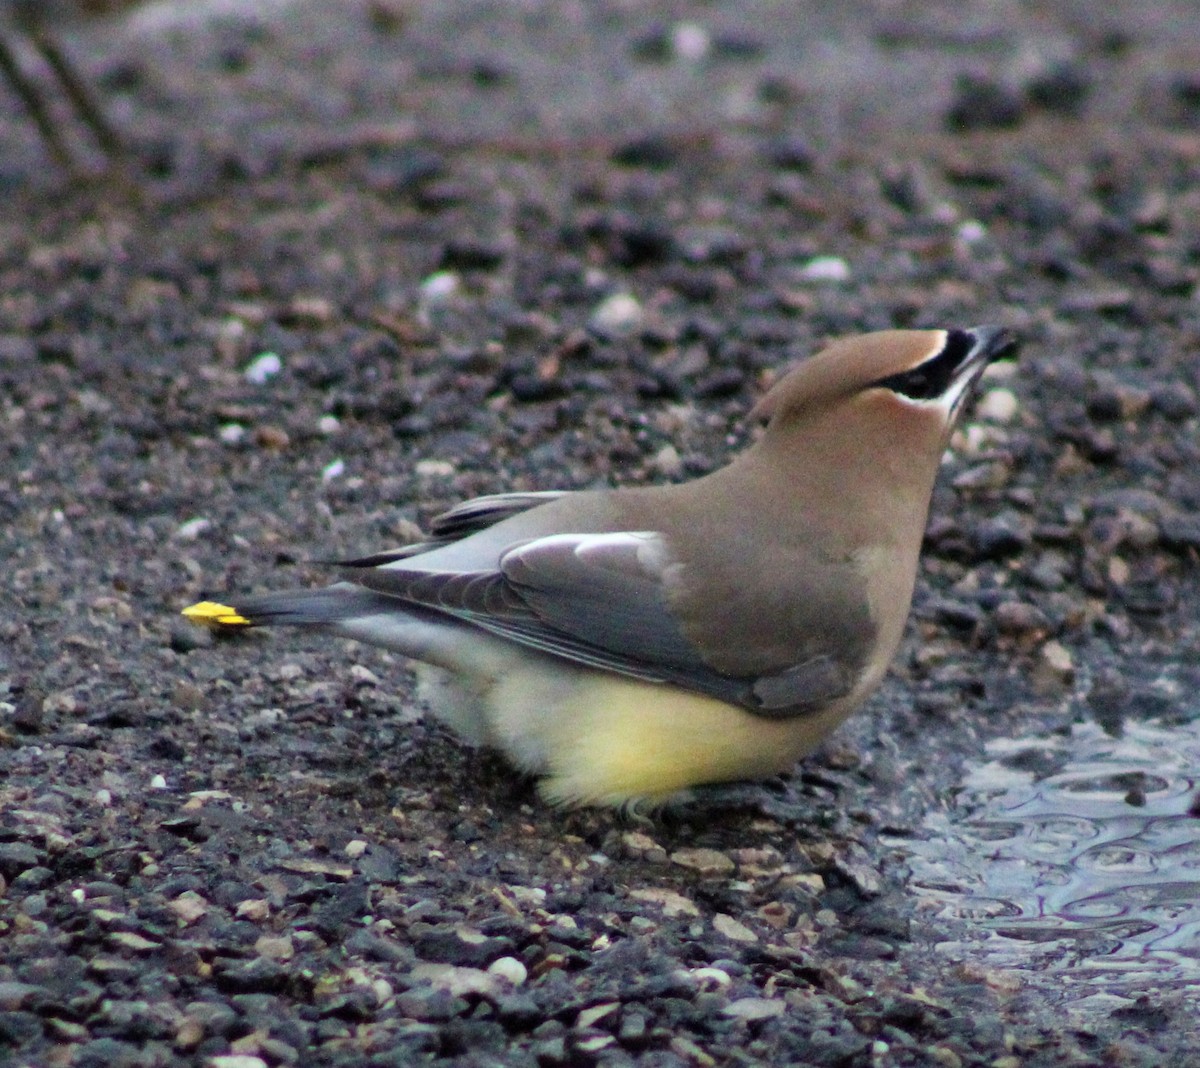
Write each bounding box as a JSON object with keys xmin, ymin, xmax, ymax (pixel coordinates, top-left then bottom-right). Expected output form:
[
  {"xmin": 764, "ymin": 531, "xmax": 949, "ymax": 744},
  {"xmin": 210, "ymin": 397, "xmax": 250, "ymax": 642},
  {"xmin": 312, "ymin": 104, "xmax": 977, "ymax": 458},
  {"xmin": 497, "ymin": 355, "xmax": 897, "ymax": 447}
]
[{"xmin": 948, "ymin": 324, "xmax": 1020, "ymax": 415}]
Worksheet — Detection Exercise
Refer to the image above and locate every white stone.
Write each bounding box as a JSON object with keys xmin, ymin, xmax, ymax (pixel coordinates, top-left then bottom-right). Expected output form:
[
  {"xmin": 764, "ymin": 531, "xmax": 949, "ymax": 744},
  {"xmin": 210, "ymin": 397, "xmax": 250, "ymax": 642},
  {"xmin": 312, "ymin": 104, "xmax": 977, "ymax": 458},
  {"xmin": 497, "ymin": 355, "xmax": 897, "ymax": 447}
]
[
  {"xmin": 671, "ymin": 21, "xmax": 711, "ymax": 61},
  {"xmin": 976, "ymin": 388, "xmax": 1019, "ymax": 424},
  {"xmin": 798, "ymin": 255, "xmax": 851, "ymax": 283},
  {"xmin": 243, "ymin": 351, "xmax": 282, "ymax": 384},
  {"xmin": 589, "ymin": 292, "xmax": 643, "ymax": 336},
  {"xmin": 175, "ymin": 517, "xmax": 212, "ymax": 541}
]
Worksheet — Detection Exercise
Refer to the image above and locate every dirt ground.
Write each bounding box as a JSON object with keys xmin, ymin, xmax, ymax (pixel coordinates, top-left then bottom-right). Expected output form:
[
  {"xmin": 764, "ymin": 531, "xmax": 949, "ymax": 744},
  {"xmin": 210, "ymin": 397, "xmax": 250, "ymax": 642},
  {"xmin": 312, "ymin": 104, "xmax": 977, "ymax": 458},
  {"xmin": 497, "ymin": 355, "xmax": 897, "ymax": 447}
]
[{"xmin": 3, "ymin": 1, "xmax": 1200, "ymax": 1065}]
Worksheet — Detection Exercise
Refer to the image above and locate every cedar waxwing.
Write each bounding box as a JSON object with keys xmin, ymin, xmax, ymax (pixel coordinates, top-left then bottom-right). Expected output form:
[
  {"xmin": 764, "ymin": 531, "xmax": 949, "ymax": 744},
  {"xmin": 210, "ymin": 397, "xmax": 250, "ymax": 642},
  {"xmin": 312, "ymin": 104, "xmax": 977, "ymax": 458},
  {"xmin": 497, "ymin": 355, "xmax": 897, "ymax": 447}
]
[{"xmin": 184, "ymin": 325, "xmax": 1017, "ymax": 807}]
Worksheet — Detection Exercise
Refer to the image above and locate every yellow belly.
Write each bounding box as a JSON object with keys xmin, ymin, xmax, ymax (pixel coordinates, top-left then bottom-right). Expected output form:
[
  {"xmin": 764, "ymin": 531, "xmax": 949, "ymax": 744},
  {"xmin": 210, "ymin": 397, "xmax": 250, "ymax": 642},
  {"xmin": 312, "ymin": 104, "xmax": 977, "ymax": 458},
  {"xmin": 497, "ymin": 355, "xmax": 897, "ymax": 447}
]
[{"xmin": 487, "ymin": 667, "xmax": 856, "ymax": 808}]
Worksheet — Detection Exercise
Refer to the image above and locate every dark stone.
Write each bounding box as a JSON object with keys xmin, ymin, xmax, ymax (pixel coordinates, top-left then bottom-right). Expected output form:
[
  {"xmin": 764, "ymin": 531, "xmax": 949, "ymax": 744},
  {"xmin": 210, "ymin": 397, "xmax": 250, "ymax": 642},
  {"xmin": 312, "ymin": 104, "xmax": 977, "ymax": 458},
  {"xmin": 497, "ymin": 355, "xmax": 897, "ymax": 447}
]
[
  {"xmin": 0, "ymin": 1010, "xmax": 41, "ymax": 1045},
  {"xmin": 693, "ymin": 368, "xmax": 747, "ymax": 398},
  {"xmin": 319, "ymin": 989, "xmax": 378, "ymax": 1021},
  {"xmin": 1025, "ymin": 61, "xmax": 1091, "ymax": 115},
  {"xmin": 1151, "ymin": 382, "xmax": 1199, "ymax": 420},
  {"xmin": 969, "ymin": 517, "xmax": 1030, "ymax": 561},
  {"xmin": 343, "ymin": 930, "xmax": 415, "ymax": 965},
  {"xmin": 493, "ymin": 992, "xmax": 543, "ymax": 1028},
  {"xmin": 440, "ymin": 241, "xmax": 506, "ymax": 271},
  {"xmin": 413, "ymin": 928, "xmax": 515, "ymax": 967},
  {"xmin": 946, "ymin": 75, "xmax": 1025, "ymax": 131},
  {"xmin": 211, "ymin": 957, "xmax": 290, "ymax": 994},
  {"xmin": 506, "ymin": 374, "xmax": 567, "ymax": 403},
  {"xmin": 1161, "ymin": 512, "xmax": 1200, "ymax": 551},
  {"xmin": 611, "ymin": 136, "xmax": 679, "ymax": 169},
  {"xmin": 360, "ymin": 146, "xmax": 446, "ymax": 196},
  {"xmin": 70, "ymin": 1037, "xmax": 150, "ymax": 1068},
  {"xmin": 0, "ymin": 842, "xmax": 43, "ymax": 878},
  {"xmin": 309, "ymin": 880, "xmax": 371, "ymax": 939},
  {"xmin": 147, "ymin": 734, "xmax": 187, "ymax": 761},
  {"xmin": 629, "ymin": 26, "xmax": 673, "ymax": 63},
  {"xmin": 394, "ymin": 987, "xmax": 467, "ymax": 1022},
  {"xmin": 924, "ymin": 597, "xmax": 984, "ymax": 632}
]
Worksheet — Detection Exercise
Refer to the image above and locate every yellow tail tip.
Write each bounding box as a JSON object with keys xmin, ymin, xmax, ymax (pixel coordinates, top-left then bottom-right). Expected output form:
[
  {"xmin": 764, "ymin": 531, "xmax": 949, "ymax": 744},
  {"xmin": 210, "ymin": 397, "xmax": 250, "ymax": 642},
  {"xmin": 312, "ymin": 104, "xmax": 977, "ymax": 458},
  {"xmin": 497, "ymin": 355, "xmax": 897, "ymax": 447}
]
[{"xmin": 182, "ymin": 601, "xmax": 251, "ymax": 627}]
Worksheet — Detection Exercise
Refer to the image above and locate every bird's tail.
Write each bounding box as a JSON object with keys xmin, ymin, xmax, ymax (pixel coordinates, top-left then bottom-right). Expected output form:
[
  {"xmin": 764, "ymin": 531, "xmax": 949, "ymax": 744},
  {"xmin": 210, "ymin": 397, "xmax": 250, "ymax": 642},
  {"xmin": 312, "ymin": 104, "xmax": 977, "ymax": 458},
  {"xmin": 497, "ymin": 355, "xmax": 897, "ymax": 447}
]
[
  {"xmin": 182, "ymin": 582, "xmax": 519, "ymax": 681},
  {"xmin": 182, "ymin": 583, "xmax": 402, "ymax": 629}
]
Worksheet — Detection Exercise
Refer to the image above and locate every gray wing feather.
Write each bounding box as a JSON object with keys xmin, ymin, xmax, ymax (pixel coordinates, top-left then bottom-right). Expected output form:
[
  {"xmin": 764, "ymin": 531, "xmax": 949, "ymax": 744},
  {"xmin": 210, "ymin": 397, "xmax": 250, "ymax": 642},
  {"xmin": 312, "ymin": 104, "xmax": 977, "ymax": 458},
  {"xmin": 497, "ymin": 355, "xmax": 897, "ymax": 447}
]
[
  {"xmin": 430, "ymin": 492, "xmax": 569, "ymax": 539},
  {"xmin": 351, "ymin": 530, "xmax": 845, "ymax": 712},
  {"xmin": 341, "ymin": 491, "xmax": 571, "ymax": 567},
  {"xmin": 500, "ymin": 533, "xmax": 703, "ymax": 670},
  {"xmin": 751, "ymin": 656, "xmax": 854, "ymax": 712}
]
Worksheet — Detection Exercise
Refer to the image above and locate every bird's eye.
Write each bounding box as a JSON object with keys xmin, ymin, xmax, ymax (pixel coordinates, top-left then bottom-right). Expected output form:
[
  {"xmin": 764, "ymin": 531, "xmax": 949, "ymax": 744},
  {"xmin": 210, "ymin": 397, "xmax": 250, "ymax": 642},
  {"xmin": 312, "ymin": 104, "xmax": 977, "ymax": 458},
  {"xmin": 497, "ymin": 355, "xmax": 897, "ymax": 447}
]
[{"xmin": 874, "ymin": 329, "xmax": 973, "ymax": 401}]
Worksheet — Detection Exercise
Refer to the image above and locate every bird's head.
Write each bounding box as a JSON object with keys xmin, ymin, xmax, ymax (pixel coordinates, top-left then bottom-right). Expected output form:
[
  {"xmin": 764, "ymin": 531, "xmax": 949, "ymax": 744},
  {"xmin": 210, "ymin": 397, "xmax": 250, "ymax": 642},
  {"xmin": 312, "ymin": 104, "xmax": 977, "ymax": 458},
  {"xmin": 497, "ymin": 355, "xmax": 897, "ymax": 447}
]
[{"xmin": 753, "ymin": 325, "xmax": 1019, "ymax": 459}]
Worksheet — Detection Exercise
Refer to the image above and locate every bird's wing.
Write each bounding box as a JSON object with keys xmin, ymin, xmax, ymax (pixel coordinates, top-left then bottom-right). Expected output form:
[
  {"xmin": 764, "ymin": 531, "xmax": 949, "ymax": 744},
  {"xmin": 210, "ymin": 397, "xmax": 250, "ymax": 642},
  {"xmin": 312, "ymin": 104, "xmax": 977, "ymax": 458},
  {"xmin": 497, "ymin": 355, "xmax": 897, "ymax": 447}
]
[
  {"xmin": 429, "ymin": 491, "xmax": 570, "ymax": 539},
  {"xmin": 339, "ymin": 491, "xmax": 571, "ymax": 567},
  {"xmin": 352, "ymin": 530, "xmax": 857, "ymax": 715}
]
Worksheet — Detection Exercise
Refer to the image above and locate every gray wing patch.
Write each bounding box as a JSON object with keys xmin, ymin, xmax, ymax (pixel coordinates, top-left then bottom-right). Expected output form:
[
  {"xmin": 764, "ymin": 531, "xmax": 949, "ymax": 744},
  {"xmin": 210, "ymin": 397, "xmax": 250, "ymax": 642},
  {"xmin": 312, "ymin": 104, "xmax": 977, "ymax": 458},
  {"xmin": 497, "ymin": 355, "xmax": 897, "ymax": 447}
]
[
  {"xmin": 500, "ymin": 532, "xmax": 704, "ymax": 670},
  {"xmin": 430, "ymin": 492, "xmax": 569, "ymax": 539},
  {"xmin": 355, "ymin": 531, "xmax": 713, "ymax": 676},
  {"xmin": 752, "ymin": 655, "xmax": 854, "ymax": 715},
  {"xmin": 339, "ymin": 492, "xmax": 570, "ymax": 568},
  {"xmin": 351, "ymin": 529, "xmax": 857, "ymax": 715}
]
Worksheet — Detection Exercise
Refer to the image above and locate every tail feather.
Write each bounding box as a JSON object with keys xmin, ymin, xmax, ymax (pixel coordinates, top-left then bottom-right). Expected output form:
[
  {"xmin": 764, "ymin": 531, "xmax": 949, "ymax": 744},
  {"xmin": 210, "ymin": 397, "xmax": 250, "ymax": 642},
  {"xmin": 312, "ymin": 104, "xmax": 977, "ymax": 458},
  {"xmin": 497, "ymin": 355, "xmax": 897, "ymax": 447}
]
[{"xmin": 183, "ymin": 583, "xmax": 402, "ymax": 629}]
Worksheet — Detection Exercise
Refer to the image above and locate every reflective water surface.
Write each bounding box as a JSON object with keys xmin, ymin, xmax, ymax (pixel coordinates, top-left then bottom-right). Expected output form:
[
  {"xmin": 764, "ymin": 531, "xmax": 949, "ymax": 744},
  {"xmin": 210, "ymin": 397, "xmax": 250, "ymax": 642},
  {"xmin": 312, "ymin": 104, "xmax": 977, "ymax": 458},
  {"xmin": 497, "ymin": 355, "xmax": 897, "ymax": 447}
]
[{"xmin": 892, "ymin": 704, "xmax": 1200, "ymax": 1006}]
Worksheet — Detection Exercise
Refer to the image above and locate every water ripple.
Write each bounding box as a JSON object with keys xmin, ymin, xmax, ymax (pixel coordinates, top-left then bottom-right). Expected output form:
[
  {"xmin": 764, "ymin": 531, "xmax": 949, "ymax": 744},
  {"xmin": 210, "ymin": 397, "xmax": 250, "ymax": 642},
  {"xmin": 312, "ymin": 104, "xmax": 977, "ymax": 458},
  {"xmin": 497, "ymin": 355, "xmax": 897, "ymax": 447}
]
[{"xmin": 890, "ymin": 712, "xmax": 1200, "ymax": 1005}]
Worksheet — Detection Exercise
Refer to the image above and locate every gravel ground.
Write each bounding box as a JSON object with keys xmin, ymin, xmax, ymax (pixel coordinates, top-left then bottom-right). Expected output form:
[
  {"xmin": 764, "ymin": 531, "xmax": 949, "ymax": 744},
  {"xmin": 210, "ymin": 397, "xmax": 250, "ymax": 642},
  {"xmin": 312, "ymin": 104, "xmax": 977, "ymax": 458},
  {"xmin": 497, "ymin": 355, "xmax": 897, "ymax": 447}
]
[{"xmin": 3, "ymin": 1, "xmax": 1200, "ymax": 1065}]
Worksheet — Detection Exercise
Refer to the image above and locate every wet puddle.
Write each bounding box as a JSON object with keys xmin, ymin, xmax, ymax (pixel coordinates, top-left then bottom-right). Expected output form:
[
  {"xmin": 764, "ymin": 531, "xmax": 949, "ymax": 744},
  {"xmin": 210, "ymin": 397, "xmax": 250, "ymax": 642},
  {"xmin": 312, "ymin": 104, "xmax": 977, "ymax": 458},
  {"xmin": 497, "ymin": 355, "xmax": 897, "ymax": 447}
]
[{"xmin": 891, "ymin": 703, "xmax": 1200, "ymax": 1005}]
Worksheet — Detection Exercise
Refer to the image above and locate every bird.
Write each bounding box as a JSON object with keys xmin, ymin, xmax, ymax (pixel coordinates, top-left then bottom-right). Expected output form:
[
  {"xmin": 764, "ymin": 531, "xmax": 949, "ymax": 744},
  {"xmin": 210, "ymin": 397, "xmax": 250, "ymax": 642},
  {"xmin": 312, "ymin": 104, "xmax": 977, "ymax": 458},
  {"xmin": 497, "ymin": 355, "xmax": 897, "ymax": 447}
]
[{"xmin": 183, "ymin": 325, "xmax": 1017, "ymax": 808}]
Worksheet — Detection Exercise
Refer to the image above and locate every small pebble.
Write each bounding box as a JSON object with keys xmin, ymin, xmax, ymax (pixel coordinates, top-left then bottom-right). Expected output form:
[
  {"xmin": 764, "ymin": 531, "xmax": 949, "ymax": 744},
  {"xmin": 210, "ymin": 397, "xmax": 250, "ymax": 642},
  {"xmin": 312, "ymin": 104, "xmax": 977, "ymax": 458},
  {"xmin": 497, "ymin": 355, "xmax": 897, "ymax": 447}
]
[
  {"xmin": 235, "ymin": 899, "xmax": 270, "ymax": 921},
  {"xmin": 671, "ymin": 21, "xmax": 711, "ymax": 61},
  {"xmin": 797, "ymin": 255, "xmax": 851, "ymax": 282},
  {"xmin": 254, "ymin": 935, "xmax": 295, "ymax": 961},
  {"xmin": 975, "ymin": 388, "xmax": 1019, "ymax": 423},
  {"xmin": 415, "ymin": 459, "xmax": 456, "ymax": 478},
  {"xmin": 243, "ymin": 351, "xmax": 282, "ymax": 384},
  {"xmin": 628, "ymin": 888, "xmax": 699, "ymax": 917},
  {"xmin": 622, "ymin": 832, "xmax": 669, "ymax": 863},
  {"xmin": 577, "ymin": 1003, "xmax": 619, "ymax": 1030},
  {"xmin": 488, "ymin": 956, "xmax": 528, "ymax": 986},
  {"xmin": 286, "ymin": 296, "xmax": 334, "ymax": 325},
  {"xmin": 209, "ymin": 1056, "xmax": 269, "ymax": 1068},
  {"xmin": 589, "ymin": 292, "xmax": 644, "ymax": 337},
  {"xmin": 253, "ymin": 425, "xmax": 290, "ymax": 450},
  {"xmin": 1151, "ymin": 381, "xmax": 1198, "ymax": 420},
  {"xmin": 651, "ymin": 444, "xmax": 683, "ymax": 479},
  {"xmin": 1036, "ymin": 640, "xmax": 1075, "ymax": 686},
  {"xmin": 168, "ymin": 891, "xmax": 209, "ymax": 924},
  {"xmin": 956, "ymin": 219, "xmax": 987, "ymax": 244},
  {"xmin": 946, "ymin": 74, "xmax": 1025, "ymax": 130},
  {"xmin": 690, "ymin": 966, "xmax": 732, "ymax": 990},
  {"xmin": 993, "ymin": 601, "xmax": 1050, "ymax": 638},
  {"xmin": 418, "ymin": 270, "xmax": 461, "ymax": 305},
  {"xmin": 671, "ymin": 847, "xmax": 736, "ymax": 876},
  {"xmin": 174, "ymin": 517, "xmax": 212, "ymax": 541},
  {"xmin": 722, "ymin": 997, "xmax": 785, "ymax": 1021},
  {"xmin": 712, "ymin": 913, "xmax": 757, "ymax": 943}
]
